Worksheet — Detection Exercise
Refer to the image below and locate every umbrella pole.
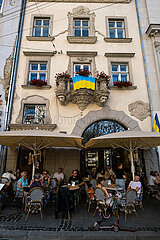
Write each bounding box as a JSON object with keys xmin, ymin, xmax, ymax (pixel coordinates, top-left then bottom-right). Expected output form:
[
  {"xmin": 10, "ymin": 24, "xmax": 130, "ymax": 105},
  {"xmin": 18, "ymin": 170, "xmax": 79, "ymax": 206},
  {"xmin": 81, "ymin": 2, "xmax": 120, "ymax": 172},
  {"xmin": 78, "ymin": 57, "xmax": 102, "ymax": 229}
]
[
  {"xmin": 130, "ymin": 142, "xmax": 135, "ymax": 180},
  {"xmin": 32, "ymin": 150, "xmax": 36, "ymax": 180}
]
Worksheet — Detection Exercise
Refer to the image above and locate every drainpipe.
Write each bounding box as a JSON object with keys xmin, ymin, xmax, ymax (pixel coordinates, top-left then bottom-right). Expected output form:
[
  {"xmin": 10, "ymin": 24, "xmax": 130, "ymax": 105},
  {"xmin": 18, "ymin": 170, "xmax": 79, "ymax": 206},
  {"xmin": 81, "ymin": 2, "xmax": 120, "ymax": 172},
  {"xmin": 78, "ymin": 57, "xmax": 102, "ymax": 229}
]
[
  {"xmin": 135, "ymin": 0, "xmax": 160, "ymax": 169},
  {"xmin": 0, "ymin": 0, "xmax": 26, "ymax": 175}
]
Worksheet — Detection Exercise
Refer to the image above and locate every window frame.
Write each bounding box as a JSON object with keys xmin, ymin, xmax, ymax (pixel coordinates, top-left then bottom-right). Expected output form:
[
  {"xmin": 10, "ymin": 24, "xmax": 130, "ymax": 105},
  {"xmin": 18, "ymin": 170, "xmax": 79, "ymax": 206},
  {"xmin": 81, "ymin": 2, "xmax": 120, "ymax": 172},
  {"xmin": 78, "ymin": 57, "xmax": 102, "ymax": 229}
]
[
  {"xmin": 29, "ymin": 14, "xmax": 53, "ymax": 37},
  {"xmin": 73, "ymin": 18, "xmax": 90, "ymax": 37},
  {"xmin": 73, "ymin": 63, "xmax": 91, "ymax": 77},
  {"xmin": 0, "ymin": 0, "xmax": 4, "ymax": 15},
  {"xmin": 28, "ymin": 61, "xmax": 48, "ymax": 83},
  {"xmin": 22, "ymin": 104, "xmax": 46, "ymax": 125},
  {"xmin": 108, "ymin": 19, "xmax": 125, "ymax": 39},
  {"xmin": 32, "ymin": 17, "xmax": 50, "ymax": 37},
  {"xmin": 111, "ymin": 63, "xmax": 129, "ymax": 83},
  {"xmin": 106, "ymin": 16, "xmax": 129, "ymax": 39},
  {"xmin": 24, "ymin": 55, "xmax": 51, "ymax": 85}
]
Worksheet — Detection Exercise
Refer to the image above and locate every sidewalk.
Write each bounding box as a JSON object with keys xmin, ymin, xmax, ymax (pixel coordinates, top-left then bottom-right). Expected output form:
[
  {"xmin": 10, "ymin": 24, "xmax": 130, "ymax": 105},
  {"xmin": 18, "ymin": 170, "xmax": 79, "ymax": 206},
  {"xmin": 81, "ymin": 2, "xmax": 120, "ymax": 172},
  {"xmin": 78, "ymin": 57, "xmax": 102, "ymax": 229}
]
[{"xmin": 0, "ymin": 198, "xmax": 159, "ymax": 239}]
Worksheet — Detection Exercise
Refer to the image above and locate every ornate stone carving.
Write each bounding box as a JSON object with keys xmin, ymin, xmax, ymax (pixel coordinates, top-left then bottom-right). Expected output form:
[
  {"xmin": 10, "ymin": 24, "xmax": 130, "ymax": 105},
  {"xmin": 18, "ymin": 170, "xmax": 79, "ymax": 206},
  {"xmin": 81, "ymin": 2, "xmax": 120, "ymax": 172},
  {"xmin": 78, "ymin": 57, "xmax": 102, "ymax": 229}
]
[
  {"xmin": 67, "ymin": 36, "xmax": 97, "ymax": 44},
  {"xmin": 28, "ymin": 0, "xmax": 131, "ymax": 3},
  {"xmin": 16, "ymin": 95, "xmax": 52, "ymax": 124},
  {"xmin": 9, "ymin": 0, "xmax": 15, "ymax": 6},
  {"xmin": 55, "ymin": 76, "xmax": 110, "ymax": 110},
  {"xmin": 128, "ymin": 101, "xmax": 151, "ymax": 121},
  {"xmin": 9, "ymin": 124, "xmax": 57, "ymax": 131}
]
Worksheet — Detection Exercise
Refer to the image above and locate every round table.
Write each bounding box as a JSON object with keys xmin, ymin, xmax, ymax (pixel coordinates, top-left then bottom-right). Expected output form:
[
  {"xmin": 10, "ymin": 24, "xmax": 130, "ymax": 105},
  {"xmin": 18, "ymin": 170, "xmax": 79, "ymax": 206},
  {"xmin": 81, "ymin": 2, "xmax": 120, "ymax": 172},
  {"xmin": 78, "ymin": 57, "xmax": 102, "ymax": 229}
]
[{"xmin": 106, "ymin": 186, "xmax": 123, "ymax": 192}]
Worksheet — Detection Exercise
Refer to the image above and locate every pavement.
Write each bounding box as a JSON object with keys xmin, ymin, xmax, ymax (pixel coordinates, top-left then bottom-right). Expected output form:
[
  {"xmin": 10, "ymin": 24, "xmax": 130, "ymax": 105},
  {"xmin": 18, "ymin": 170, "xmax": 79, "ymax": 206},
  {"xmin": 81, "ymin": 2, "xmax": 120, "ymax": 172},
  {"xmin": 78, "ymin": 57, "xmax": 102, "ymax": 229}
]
[{"xmin": 0, "ymin": 197, "xmax": 159, "ymax": 240}]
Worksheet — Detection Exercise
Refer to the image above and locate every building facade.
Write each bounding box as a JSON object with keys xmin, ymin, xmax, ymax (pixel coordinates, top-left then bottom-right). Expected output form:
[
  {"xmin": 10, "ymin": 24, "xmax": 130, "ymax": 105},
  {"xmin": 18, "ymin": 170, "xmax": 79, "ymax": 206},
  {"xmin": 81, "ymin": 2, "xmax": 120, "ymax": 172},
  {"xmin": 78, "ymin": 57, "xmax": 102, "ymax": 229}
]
[{"xmin": 4, "ymin": 0, "xmax": 156, "ymax": 181}]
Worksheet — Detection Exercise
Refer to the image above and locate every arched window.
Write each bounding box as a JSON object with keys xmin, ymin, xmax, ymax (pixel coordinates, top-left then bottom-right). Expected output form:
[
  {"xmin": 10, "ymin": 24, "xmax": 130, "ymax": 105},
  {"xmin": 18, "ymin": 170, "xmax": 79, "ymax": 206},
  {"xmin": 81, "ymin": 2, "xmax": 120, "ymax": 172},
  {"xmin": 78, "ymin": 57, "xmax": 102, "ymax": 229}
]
[{"xmin": 82, "ymin": 120, "xmax": 126, "ymax": 144}]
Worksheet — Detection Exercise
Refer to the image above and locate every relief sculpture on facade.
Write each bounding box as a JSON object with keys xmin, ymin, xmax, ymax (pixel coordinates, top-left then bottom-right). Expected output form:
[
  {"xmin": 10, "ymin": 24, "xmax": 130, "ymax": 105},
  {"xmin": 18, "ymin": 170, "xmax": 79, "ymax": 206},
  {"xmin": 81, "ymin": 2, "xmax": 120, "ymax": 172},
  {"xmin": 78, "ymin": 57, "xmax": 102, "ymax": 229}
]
[{"xmin": 128, "ymin": 100, "xmax": 151, "ymax": 121}]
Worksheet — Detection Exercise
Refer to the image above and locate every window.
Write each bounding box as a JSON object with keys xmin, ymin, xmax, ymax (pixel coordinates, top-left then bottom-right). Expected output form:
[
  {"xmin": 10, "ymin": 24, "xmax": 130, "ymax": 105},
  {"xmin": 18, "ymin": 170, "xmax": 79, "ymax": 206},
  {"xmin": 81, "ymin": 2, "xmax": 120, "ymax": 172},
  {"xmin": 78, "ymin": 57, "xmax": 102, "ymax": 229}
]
[
  {"xmin": 108, "ymin": 20, "xmax": 125, "ymax": 39},
  {"xmin": 0, "ymin": 0, "xmax": 4, "ymax": 13},
  {"xmin": 74, "ymin": 63, "xmax": 90, "ymax": 76},
  {"xmin": 33, "ymin": 18, "xmax": 50, "ymax": 37},
  {"xmin": 111, "ymin": 63, "xmax": 129, "ymax": 84},
  {"xmin": 73, "ymin": 19, "xmax": 89, "ymax": 37},
  {"xmin": 28, "ymin": 62, "xmax": 47, "ymax": 83},
  {"xmin": 23, "ymin": 104, "xmax": 46, "ymax": 124}
]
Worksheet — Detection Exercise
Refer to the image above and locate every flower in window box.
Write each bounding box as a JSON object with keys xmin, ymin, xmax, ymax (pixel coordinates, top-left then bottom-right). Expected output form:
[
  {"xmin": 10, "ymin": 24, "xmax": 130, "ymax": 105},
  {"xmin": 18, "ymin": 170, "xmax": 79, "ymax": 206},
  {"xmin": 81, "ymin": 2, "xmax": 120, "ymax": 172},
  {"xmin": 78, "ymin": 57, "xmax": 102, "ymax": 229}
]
[
  {"xmin": 55, "ymin": 71, "xmax": 71, "ymax": 79},
  {"xmin": 97, "ymin": 71, "xmax": 110, "ymax": 80},
  {"xmin": 76, "ymin": 69, "xmax": 91, "ymax": 77},
  {"xmin": 114, "ymin": 80, "xmax": 132, "ymax": 88},
  {"xmin": 28, "ymin": 79, "xmax": 47, "ymax": 87}
]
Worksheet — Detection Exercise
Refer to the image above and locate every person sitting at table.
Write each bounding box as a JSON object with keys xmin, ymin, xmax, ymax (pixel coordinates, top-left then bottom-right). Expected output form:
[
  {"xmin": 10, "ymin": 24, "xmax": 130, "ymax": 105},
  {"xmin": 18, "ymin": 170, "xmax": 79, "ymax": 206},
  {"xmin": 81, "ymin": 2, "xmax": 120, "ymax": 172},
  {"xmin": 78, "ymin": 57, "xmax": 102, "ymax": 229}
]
[
  {"xmin": 149, "ymin": 171, "xmax": 160, "ymax": 200},
  {"xmin": 53, "ymin": 167, "xmax": 64, "ymax": 185},
  {"xmin": 68, "ymin": 170, "xmax": 84, "ymax": 186},
  {"xmin": 17, "ymin": 171, "xmax": 28, "ymax": 191},
  {"xmin": 104, "ymin": 165, "xmax": 115, "ymax": 182},
  {"xmin": 96, "ymin": 169, "xmax": 104, "ymax": 180},
  {"xmin": 127, "ymin": 175, "xmax": 142, "ymax": 198},
  {"xmin": 96, "ymin": 177, "xmax": 110, "ymax": 199},
  {"xmin": 15, "ymin": 169, "xmax": 21, "ymax": 180},
  {"xmin": 2, "ymin": 170, "xmax": 16, "ymax": 182},
  {"xmin": 29, "ymin": 173, "xmax": 43, "ymax": 191},
  {"xmin": 41, "ymin": 170, "xmax": 51, "ymax": 190},
  {"xmin": 114, "ymin": 162, "xmax": 126, "ymax": 193}
]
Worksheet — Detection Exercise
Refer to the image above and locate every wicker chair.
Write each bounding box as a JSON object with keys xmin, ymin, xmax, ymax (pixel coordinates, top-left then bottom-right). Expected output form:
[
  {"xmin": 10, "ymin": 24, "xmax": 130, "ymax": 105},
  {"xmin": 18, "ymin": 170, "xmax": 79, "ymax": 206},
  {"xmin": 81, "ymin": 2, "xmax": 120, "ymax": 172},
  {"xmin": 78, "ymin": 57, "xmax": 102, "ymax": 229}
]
[
  {"xmin": 25, "ymin": 187, "xmax": 44, "ymax": 221},
  {"xmin": 12, "ymin": 180, "xmax": 25, "ymax": 210},
  {"xmin": 120, "ymin": 189, "xmax": 139, "ymax": 223}
]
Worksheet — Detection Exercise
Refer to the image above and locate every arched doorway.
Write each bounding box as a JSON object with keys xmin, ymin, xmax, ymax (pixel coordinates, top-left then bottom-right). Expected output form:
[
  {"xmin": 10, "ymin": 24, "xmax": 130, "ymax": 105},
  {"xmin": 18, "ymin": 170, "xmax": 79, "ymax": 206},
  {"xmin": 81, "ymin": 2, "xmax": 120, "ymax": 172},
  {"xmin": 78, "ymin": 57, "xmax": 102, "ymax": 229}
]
[{"xmin": 81, "ymin": 119, "xmax": 131, "ymax": 179}]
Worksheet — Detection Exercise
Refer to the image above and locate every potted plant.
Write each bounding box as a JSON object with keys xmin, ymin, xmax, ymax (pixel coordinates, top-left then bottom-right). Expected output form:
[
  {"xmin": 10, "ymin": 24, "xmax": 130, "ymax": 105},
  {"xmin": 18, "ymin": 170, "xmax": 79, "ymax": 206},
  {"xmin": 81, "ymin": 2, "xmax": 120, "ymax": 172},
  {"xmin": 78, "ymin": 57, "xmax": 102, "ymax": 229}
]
[
  {"xmin": 28, "ymin": 79, "xmax": 47, "ymax": 87},
  {"xmin": 97, "ymin": 71, "xmax": 110, "ymax": 80},
  {"xmin": 76, "ymin": 69, "xmax": 91, "ymax": 77},
  {"xmin": 114, "ymin": 80, "xmax": 132, "ymax": 88},
  {"xmin": 55, "ymin": 71, "xmax": 71, "ymax": 79}
]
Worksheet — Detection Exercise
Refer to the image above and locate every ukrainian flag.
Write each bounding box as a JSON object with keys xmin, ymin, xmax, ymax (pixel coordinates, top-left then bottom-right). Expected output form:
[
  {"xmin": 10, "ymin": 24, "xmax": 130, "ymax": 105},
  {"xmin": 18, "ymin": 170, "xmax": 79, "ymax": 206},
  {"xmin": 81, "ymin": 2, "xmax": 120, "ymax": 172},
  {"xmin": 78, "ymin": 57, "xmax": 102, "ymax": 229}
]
[
  {"xmin": 153, "ymin": 113, "xmax": 160, "ymax": 132},
  {"xmin": 72, "ymin": 75, "xmax": 95, "ymax": 91}
]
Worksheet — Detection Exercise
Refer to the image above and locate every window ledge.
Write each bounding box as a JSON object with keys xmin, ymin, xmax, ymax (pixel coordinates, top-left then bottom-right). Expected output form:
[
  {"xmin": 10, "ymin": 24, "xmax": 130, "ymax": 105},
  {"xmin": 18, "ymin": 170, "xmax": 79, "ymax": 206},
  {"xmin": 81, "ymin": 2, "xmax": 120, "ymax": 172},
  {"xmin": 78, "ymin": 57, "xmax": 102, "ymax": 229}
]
[
  {"xmin": 67, "ymin": 36, "xmax": 97, "ymax": 44},
  {"xmin": 109, "ymin": 86, "xmax": 137, "ymax": 90},
  {"xmin": 21, "ymin": 85, "xmax": 51, "ymax": 89},
  {"xmin": 26, "ymin": 36, "xmax": 55, "ymax": 41},
  {"xmin": 104, "ymin": 38, "xmax": 132, "ymax": 43},
  {"xmin": 9, "ymin": 124, "xmax": 57, "ymax": 131}
]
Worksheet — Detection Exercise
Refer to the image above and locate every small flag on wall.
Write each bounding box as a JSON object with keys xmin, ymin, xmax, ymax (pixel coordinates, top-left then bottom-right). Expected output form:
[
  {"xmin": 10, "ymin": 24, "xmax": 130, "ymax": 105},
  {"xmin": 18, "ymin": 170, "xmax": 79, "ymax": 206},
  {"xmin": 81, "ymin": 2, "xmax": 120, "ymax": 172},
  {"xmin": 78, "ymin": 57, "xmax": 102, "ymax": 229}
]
[
  {"xmin": 72, "ymin": 75, "xmax": 95, "ymax": 91},
  {"xmin": 153, "ymin": 113, "xmax": 160, "ymax": 132}
]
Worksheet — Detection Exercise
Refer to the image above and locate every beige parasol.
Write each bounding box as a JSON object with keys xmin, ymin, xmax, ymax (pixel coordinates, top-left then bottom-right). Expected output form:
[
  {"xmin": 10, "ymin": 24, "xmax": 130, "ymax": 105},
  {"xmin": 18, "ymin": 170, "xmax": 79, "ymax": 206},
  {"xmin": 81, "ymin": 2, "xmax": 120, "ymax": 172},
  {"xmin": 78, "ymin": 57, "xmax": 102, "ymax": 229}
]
[
  {"xmin": 85, "ymin": 130, "xmax": 160, "ymax": 179},
  {"xmin": 0, "ymin": 130, "xmax": 83, "ymax": 178}
]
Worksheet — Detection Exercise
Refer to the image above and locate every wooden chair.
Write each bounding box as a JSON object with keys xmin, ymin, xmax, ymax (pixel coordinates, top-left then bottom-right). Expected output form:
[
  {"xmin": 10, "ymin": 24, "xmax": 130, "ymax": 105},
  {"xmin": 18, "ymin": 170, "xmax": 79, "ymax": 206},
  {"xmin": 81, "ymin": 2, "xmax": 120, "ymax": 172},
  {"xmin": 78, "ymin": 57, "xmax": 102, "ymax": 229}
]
[{"xmin": 25, "ymin": 187, "xmax": 44, "ymax": 221}]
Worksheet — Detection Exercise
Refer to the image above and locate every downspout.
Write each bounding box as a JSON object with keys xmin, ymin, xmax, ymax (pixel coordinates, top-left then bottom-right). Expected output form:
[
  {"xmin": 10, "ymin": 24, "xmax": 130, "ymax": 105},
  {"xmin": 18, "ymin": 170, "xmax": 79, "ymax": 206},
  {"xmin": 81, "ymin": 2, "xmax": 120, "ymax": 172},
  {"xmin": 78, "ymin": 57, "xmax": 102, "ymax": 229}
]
[
  {"xmin": 135, "ymin": 0, "xmax": 160, "ymax": 169},
  {"xmin": 0, "ymin": 0, "xmax": 26, "ymax": 175}
]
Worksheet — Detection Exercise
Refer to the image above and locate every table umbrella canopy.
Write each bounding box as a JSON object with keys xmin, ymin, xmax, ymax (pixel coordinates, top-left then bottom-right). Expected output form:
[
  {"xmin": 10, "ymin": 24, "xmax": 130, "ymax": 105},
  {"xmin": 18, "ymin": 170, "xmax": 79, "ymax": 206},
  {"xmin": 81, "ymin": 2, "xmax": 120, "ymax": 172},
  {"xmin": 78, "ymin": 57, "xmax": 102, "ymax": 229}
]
[
  {"xmin": 0, "ymin": 130, "xmax": 83, "ymax": 151},
  {"xmin": 85, "ymin": 130, "xmax": 160, "ymax": 179}
]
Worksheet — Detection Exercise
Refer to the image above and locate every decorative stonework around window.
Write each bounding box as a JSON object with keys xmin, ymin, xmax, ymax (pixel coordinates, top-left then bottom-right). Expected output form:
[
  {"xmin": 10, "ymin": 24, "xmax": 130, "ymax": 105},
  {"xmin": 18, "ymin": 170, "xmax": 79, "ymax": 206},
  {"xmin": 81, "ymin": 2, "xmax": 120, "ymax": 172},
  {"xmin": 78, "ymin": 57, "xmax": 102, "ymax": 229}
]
[
  {"xmin": 9, "ymin": 124, "xmax": 57, "ymax": 131},
  {"xmin": 67, "ymin": 6, "xmax": 97, "ymax": 44},
  {"xmin": 28, "ymin": 0, "xmax": 131, "ymax": 3},
  {"xmin": 128, "ymin": 101, "xmax": 151, "ymax": 121},
  {"xmin": 16, "ymin": 95, "xmax": 52, "ymax": 124}
]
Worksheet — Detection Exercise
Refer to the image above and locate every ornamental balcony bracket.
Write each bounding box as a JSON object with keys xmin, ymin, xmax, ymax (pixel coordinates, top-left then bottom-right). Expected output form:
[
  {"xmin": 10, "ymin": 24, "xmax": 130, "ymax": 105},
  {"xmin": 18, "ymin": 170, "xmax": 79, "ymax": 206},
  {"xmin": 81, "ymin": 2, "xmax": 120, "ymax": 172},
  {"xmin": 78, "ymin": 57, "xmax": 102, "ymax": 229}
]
[{"xmin": 55, "ymin": 76, "xmax": 110, "ymax": 110}]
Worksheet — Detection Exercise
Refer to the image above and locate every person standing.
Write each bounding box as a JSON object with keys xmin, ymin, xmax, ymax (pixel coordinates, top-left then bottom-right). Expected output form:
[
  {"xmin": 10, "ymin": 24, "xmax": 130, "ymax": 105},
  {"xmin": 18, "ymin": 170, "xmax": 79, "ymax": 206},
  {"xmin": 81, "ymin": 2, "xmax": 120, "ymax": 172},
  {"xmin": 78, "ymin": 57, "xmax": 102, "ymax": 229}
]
[{"xmin": 115, "ymin": 162, "xmax": 126, "ymax": 193}]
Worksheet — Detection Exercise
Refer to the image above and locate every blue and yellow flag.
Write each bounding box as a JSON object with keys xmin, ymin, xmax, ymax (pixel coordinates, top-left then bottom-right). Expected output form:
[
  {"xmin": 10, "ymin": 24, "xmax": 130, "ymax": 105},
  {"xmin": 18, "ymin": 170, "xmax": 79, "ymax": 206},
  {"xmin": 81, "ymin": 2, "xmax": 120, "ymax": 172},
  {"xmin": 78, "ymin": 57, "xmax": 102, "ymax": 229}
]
[
  {"xmin": 153, "ymin": 113, "xmax": 160, "ymax": 132},
  {"xmin": 72, "ymin": 75, "xmax": 95, "ymax": 91}
]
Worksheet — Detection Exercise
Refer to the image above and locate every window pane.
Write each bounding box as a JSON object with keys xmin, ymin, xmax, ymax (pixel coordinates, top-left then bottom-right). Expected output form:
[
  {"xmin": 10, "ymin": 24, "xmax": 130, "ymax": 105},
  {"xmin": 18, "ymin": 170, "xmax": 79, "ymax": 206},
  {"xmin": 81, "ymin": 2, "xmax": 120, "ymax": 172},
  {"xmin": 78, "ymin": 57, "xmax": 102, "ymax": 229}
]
[
  {"xmin": 43, "ymin": 27, "xmax": 49, "ymax": 37},
  {"xmin": 35, "ymin": 19, "xmax": 42, "ymax": 26},
  {"xmin": 121, "ymin": 74, "xmax": 127, "ymax": 81},
  {"xmin": 75, "ymin": 65, "xmax": 81, "ymax": 72},
  {"xmin": 82, "ymin": 21, "xmax": 88, "ymax": 27},
  {"xmin": 112, "ymin": 65, "xmax": 118, "ymax": 72},
  {"xmin": 40, "ymin": 64, "xmax": 47, "ymax": 71},
  {"xmin": 31, "ymin": 64, "xmax": 38, "ymax": 70},
  {"xmin": 112, "ymin": 74, "xmax": 119, "ymax": 83},
  {"xmin": 109, "ymin": 29, "xmax": 115, "ymax": 38},
  {"xmin": 83, "ymin": 65, "xmax": 89, "ymax": 71},
  {"xmin": 109, "ymin": 22, "xmax": 115, "ymax": 28},
  {"xmin": 74, "ymin": 28, "xmax": 81, "ymax": 37},
  {"xmin": 34, "ymin": 27, "xmax": 41, "ymax": 37},
  {"xmin": 82, "ymin": 28, "xmax": 89, "ymax": 37},
  {"xmin": 39, "ymin": 73, "xmax": 46, "ymax": 81},
  {"xmin": 117, "ymin": 22, "xmax": 123, "ymax": 28},
  {"xmin": 30, "ymin": 73, "xmax": 37, "ymax": 80},
  {"xmin": 23, "ymin": 104, "xmax": 46, "ymax": 124},
  {"xmin": 74, "ymin": 21, "xmax": 81, "ymax": 27},
  {"xmin": 117, "ymin": 29, "xmax": 124, "ymax": 38},
  {"xmin": 43, "ymin": 19, "xmax": 49, "ymax": 26},
  {"xmin": 120, "ymin": 65, "xmax": 127, "ymax": 72}
]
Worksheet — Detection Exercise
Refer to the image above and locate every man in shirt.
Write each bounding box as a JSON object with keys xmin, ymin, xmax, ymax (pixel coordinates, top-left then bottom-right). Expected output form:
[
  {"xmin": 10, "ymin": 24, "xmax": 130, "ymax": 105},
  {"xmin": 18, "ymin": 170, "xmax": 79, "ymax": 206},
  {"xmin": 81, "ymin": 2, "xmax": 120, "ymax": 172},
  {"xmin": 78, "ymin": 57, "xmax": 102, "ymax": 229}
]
[
  {"xmin": 53, "ymin": 168, "xmax": 64, "ymax": 184},
  {"xmin": 68, "ymin": 170, "xmax": 84, "ymax": 186},
  {"xmin": 2, "ymin": 170, "xmax": 16, "ymax": 182},
  {"xmin": 127, "ymin": 175, "xmax": 141, "ymax": 197}
]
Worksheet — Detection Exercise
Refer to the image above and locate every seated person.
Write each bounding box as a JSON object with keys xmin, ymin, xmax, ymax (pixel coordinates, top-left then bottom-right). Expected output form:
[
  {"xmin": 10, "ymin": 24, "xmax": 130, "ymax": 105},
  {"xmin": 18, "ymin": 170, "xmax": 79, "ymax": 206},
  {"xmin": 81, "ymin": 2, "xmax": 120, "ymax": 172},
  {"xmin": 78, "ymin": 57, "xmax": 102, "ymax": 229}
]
[
  {"xmin": 96, "ymin": 177, "xmax": 110, "ymax": 199},
  {"xmin": 68, "ymin": 170, "xmax": 84, "ymax": 186},
  {"xmin": 41, "ymin": 170, "xmax": 51, "ymax": 191},
  {"xmin": 53, "ymin": 167, "xmax": 64, "ymax": 184},
  {"xmin": 15, "ymin": 169, "xmax": 21, "ymax": 180},
  {"xmin": 29, "ymin": 173, "xmax": 43, "ymax": 191},
  {"xmin": 104, "ymin": 165, "xmax": 115, "ymax": 181},
  {"xmin": 17, "ymin": 171, "xmax": 28, "ymax": 191},
  {"xmin": 96, "ymin": 169, "xmax": 104, "ymax": 180},
  {"xmin": 127, "ymin": 175, "xmax": 141, "ymax": 198},
  {"xmin": 2, "ymin": 170, "xmax": 16, "ymax": 182},
  {"xmin": 149, "ymin": 171, "xmax": 157, "ymax": 186}
]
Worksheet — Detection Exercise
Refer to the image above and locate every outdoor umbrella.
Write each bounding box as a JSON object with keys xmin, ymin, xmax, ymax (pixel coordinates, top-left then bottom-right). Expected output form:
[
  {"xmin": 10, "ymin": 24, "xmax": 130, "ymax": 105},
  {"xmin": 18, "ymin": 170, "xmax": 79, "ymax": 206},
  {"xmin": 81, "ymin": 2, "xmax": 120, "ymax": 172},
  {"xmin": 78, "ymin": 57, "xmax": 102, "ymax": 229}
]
[
  {"xmin": 85, "ymin": 130, "xmax": 160, "ymax": 179},
  {"xmin": 0, "ymin": 130, "xmax": 83, "ymax": 178}
]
